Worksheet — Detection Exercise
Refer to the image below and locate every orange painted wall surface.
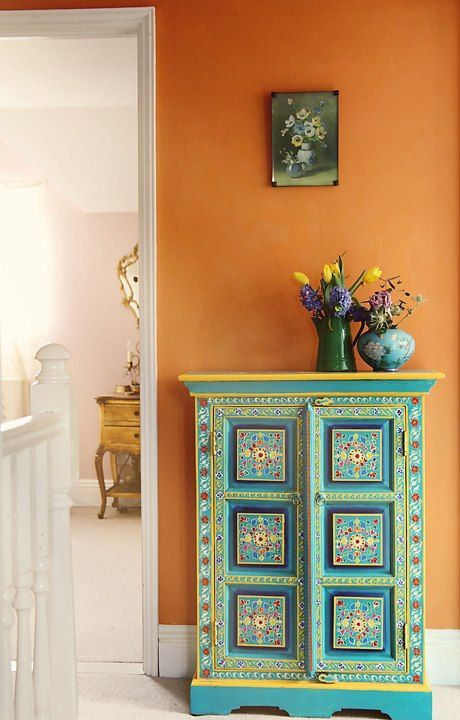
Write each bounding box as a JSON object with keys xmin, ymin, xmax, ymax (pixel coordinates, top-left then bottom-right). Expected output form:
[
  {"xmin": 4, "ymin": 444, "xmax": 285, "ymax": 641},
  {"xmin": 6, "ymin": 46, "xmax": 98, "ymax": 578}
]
[{"xmin": 0, "ymin": 0, "xmax": 458, "ymax": 628}]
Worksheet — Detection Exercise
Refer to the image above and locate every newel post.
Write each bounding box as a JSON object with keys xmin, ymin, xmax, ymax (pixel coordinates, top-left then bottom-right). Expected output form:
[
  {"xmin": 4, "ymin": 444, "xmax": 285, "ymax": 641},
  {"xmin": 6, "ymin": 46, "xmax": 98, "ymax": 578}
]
[{"xmin": 31, "ymin": 344, "xmax": 78, "ymax": 720}]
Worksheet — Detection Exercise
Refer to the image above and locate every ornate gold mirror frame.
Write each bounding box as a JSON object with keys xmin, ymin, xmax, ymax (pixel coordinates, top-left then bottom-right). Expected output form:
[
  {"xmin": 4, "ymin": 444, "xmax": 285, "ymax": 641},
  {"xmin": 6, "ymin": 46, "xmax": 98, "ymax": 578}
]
[{"xmin": 117, "ymin": 244, "xmax": 139, "ymax": 326}]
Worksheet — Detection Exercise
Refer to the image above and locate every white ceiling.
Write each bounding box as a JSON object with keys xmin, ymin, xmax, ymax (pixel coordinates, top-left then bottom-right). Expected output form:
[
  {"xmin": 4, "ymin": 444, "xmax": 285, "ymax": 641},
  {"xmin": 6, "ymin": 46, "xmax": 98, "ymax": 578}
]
[{"xmin": 0, "ymin": 38, "xmax": 138, "ymax": 213}]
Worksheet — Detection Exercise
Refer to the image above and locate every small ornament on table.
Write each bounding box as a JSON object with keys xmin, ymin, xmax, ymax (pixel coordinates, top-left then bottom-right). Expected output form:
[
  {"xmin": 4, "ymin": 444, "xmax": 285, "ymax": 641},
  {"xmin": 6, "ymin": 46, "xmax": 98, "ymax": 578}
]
[{"xmin": 125, "ymin": 340, "xmax": 140, "ymax": 393}]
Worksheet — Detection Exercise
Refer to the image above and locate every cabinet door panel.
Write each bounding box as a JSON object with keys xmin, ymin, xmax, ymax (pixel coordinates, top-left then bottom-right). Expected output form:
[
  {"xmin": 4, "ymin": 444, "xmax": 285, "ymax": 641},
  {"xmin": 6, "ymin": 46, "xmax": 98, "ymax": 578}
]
[
  {"xmin": 320, "ymin": 416, "xmax": 396, "ymax": 492},
  {"xmin": 227, "ymin": 500, "xmax": 296, "ymax": 576},
  {"xmin": 310, "ymin": 404, "xmax": 407, "ymax": 679},
  {"xmin": 213, "ymin": 404, "xmax": 307, "ymax": 678},
  {"xmin": 324, "ymin": 502, "xmax": 393, "ymax": 576},
  {"xmin": 221, "ymin": 416, "xmax": 299, "ymax": 493},
  {"xmin": 226, "ymin": 584, "xmax": 298, "ymax": 660}
]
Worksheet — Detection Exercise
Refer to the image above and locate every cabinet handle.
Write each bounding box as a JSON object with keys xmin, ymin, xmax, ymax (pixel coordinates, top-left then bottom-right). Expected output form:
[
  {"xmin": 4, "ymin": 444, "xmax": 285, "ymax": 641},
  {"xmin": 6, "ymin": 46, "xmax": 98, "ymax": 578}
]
[
  {"xmin": 134, "ymin": 432, "xmax": 140, "ymax": 439},
  {"xmin": 315, "ymin": 492, "xmax": 326, "ymax": 506},
  {"xmin": 404, "ymin": 623, "xmax": 410, "ymax": 649},
  {"xmin": 134, "ymin": 410, "xmax": 140, "ymax": 417},
  {"xmin": 316, "ymin": 672, "xmax": 337, "ymax": 684},
  {"xmin": 314, "ymin": 397, "xmax": 334, "ymax": 406}
]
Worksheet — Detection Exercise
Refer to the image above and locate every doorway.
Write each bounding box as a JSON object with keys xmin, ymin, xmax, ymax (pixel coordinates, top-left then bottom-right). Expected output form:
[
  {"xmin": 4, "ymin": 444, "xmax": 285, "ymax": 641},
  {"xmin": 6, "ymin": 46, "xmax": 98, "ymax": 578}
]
[{"xmin": 0, "ymin": 7, "xmax": 158, "ymax": 677}]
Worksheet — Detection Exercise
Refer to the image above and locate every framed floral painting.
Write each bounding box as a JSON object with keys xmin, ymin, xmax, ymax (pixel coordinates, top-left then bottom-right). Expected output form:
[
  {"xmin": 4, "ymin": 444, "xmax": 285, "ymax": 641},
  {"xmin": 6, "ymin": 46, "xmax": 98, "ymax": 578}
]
[{"xmin": 271, "ymin": 91, "xmax": 339, "ymax": 187}]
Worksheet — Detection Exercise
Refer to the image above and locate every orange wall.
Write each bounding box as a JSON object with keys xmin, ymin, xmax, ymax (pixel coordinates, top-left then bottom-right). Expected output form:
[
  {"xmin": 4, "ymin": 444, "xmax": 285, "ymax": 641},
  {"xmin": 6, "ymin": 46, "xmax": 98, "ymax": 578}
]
[{"xmin": 0, "ymin": 0, "xmax": 458, "ymax": 628}]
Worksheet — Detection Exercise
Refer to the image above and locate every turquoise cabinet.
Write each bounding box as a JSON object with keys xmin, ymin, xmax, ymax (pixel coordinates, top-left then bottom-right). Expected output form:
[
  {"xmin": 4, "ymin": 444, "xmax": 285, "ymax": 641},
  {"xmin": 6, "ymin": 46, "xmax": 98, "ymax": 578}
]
[{"xmin": 179, "ymin": 372, "xmax": 443, "ymax": 720}]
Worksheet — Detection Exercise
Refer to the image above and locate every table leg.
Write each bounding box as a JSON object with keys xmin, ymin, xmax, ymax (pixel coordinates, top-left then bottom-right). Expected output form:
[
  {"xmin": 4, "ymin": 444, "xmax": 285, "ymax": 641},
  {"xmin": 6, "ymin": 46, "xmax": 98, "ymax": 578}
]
[
  {"xmin": 95, "ymin": 444, "xmax": 107, "ymax": 519},
  {"xmin": 110, "ymin": 452, "xmax": 119, "ymax": 509}
]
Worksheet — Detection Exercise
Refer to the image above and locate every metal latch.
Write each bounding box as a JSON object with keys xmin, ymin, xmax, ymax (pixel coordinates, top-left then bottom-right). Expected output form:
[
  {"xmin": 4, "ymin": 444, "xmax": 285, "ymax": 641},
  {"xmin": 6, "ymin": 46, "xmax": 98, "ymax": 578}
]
[
  {"xmin": 404, "ymin": 623, "xmax": 410, "ymax": 649},
  {"xmin": 315, "ymin": 492, "xmax": 326, "ymax": 506},
  {"xmin": 316, "ymin": 672, "xmax": 337, "ymax": 684},
  {"xmin": 401, "ymin": 431, "xmax": 407, "ymax": 457}
]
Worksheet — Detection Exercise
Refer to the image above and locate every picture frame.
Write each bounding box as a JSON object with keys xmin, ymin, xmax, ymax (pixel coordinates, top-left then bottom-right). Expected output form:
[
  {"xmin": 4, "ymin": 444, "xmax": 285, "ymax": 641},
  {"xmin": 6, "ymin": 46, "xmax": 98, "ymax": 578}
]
[{"xmin": 271, "ymin": 90, "xmax": 339, "ymax": 187}]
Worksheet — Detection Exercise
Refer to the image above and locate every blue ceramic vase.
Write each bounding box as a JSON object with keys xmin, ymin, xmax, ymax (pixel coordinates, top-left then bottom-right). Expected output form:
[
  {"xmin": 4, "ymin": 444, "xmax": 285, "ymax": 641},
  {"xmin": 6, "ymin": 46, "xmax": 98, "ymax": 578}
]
[
  {"xmin": 357, "ymin": 328, "xmax": 415, "ymax": 372},
  {"xmin": 286, "ymin": 162, "xmax": 307, "ymax": 178}
]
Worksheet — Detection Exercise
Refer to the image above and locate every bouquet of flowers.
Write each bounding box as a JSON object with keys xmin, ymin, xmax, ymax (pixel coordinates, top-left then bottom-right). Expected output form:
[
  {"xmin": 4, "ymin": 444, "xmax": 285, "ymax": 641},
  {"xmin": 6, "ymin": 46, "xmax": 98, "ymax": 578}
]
[
  {"xmin": 280, "ymin": 98, "xmax": 328, "ymax": 169},
  {"xmin": 293, "ymin": 255, "xmax": 424, "ymax": 372},
  {"xmin": 294, "ymin": 257, "xmax": 424, "ymax": 335}
]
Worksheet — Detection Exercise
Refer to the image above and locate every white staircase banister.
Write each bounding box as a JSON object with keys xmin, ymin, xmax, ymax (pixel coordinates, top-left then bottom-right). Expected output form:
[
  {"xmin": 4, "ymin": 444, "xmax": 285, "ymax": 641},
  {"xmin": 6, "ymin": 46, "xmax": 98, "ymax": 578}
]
[
  {"xmin": 30, "ymin": 343, "xmax": 78, "ymax": 720},
  {"xmin": 1, "ymin": 342, "xmax": 78, "ymax": 720},
  {"xmin": 1, "ymin": 414, "xmax": 62, "ymax": 454}
]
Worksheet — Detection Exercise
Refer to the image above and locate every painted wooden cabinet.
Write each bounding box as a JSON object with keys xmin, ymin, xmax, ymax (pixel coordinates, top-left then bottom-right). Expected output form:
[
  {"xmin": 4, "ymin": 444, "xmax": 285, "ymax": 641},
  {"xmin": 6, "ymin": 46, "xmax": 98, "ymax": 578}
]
[{"xmin": 179, "ymin": 372, "xmax": 443, "ymax": 720}]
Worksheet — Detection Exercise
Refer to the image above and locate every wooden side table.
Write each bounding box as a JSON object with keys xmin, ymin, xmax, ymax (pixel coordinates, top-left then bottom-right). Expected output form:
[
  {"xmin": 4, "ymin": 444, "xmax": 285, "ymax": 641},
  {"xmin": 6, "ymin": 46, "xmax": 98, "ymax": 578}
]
[{"xmin": 94, "ymin": 394, "xmax": 141, "ymax": 519}]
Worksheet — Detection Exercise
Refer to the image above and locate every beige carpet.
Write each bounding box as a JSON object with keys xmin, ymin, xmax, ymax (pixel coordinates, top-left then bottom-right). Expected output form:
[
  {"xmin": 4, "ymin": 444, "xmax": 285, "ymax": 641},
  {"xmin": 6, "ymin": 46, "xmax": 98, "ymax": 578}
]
[
  {"xmin": 77, "ymin": 675, "xmax": 460, "ymax": 719},
  {"xmin": 71, "ymin": 505, "xmax": 142, "ymax": 662}
]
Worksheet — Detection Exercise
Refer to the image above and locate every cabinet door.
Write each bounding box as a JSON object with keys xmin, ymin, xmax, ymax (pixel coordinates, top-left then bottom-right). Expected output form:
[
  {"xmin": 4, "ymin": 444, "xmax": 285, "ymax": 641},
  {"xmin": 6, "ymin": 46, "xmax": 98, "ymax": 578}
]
[
  {"xmin": 309, "ymin": 403, "xmax": 408, "ymax": 680},
  {"xmin": 211, "ymin": 403, "xmax": 308, "ymax": 679}
]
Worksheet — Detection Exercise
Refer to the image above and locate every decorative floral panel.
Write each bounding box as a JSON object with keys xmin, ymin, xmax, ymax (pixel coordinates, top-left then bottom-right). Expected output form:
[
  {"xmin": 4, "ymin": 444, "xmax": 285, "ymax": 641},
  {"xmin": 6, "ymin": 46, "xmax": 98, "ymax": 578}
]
[
  {"xmin": 333, "ymin": 596, "xmax": 384, "ymax": 650},
  {"xmin": 332, "ymin": 429, "xmax": 382, "ymax": 481},
  {"xmin": 237, "ymin": 513, "xmax": 285, "ymax": 565},
  {"xmin": 333, "ymin": 513, "xmax": 383, "ymax": 566},
  {"xmin": 237, "ymin": 594, "xmax": 286, "ymax": 648},
  {"xmin": 236, "ymin": 429, "xmax": 285, "ymax": 482}
]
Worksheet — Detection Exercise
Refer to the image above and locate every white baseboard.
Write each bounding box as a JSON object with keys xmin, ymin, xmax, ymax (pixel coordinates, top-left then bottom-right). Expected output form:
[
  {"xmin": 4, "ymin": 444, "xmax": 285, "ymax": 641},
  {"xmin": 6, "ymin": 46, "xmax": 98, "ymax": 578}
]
[
  {"xmin": 71, "ymin": 478, "xmax": 142, "ymax": 508},
  {"xmin": 159, "ymin": 625, "xmax": 196, "ymax": 679},
  {"xmin": 71, "ymin": 478, "xmax": 108, "ymax": 507},
  {"xmin": 426, "ymin": 629, "xmax": 460, "ymax": 686},
  {"xmin": 158, "ymin": 625, "xmax": 460, "ymax": 685},
  {"xmin": 77, "ymin": 661, "xmax": 144, "ymax": 675}
]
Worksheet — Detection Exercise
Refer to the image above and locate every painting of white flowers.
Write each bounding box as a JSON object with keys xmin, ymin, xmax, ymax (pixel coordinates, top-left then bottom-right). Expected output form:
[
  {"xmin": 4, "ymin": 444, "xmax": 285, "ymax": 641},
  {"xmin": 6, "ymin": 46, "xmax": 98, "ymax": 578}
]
[{"xmin": 272, "ymin": 91, "xmax": 338, "ymax": 186}]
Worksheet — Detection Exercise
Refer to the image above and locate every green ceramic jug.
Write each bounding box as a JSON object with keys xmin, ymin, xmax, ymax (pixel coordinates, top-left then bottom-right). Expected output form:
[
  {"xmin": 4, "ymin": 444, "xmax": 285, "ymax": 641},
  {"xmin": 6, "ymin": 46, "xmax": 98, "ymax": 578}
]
[{"xmin": 313, "ymin": 316, "xmax": 356, "ymax": 372}]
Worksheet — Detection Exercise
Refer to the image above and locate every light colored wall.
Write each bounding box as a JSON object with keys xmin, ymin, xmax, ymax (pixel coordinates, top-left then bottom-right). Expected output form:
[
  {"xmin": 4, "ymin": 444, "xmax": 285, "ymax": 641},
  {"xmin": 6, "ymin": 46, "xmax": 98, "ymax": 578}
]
[
  {"xmin": 48, "ymin": 201, "xmax": 139, "ymax": 479},
  {"xmin": 0, "ymin": 0, "xmax": 457, "ymax": 631},
  {"xmin": 0, "ymin": 140, "xmax": 138, "ymax": 479}
]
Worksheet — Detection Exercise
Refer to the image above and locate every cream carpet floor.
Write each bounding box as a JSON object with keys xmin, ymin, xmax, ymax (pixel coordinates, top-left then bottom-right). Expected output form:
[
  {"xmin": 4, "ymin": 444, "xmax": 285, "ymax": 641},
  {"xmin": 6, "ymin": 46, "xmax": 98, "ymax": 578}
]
[
  {"xmin": 77, "ymin": 675, "xmax": 460, "ymax": 720},
  {"xmin": 71, "ymin": 505, "xmax": 142, "ymax": 662}
]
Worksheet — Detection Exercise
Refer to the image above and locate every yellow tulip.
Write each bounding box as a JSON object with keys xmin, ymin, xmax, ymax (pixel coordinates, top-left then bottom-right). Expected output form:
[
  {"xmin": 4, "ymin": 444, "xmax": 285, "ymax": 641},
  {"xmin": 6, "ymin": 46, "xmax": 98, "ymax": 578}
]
[
  {"xmin": 330, "ymin": 261, "xmax": 340, "ymax": 277},
  {"xmin": 322, "ymin": 264, "xmax": 332, "ymax": 283},
  {"xmin": 293, "ymin": 271, "xmax": 310, "ymax": 286},
  {"xmin": 363, "ymin": 266, "xmax": 383, "ymax": 284}
]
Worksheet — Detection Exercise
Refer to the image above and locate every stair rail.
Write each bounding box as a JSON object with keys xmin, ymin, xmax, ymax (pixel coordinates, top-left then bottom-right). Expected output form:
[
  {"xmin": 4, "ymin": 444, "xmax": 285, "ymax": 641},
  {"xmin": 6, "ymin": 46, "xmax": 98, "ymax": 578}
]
[{"xmin": 0, "ymin": 343, "xmax": 78, "ymax": 720}]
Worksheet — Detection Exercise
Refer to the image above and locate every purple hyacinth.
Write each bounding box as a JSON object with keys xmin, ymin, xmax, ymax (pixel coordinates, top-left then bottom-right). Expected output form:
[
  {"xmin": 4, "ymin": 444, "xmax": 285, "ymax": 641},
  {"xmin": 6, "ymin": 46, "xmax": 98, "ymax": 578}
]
[
  {"xmin": 329, "ymin": 286, "xmax": 352, "ymax": 317},
  {"xmin": 348, "ymin": 303, "xmax": 369, "ymax": 323},
  {"xmin": 300, "ymin": 284, "xmax": 323, "ymax": 313}
]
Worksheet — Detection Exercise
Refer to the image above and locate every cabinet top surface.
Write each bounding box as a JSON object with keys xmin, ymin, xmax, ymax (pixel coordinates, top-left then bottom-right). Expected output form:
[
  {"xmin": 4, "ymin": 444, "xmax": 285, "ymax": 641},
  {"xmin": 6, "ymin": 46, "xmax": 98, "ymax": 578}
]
[{"xmin": 179, "ymin": 371, "xmax": 444, "ymax": 382}]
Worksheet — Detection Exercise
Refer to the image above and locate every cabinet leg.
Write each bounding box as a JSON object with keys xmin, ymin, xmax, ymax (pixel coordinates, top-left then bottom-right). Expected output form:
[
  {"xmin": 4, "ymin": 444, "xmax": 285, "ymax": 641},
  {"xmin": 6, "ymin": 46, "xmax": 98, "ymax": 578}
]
[{"xmin": 95, "ymin": 444, "xmax": 107, "ymax": 519}]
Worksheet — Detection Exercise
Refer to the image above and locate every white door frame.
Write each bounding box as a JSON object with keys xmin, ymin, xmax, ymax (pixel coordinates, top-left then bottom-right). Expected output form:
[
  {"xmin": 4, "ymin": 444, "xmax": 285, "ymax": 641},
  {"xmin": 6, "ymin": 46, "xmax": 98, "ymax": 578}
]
[{"xmin": 0, "ymin": 8, "xmax": 158, "ymax": 676}]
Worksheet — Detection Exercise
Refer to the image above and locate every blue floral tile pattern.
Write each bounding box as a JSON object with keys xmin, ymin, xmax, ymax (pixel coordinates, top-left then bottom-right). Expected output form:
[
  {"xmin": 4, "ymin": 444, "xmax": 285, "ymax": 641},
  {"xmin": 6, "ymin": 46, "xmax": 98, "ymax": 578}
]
[
  {"xmin": 237, "ymin": 595, "xmax": 286, "ymax": 647},
  {"xmin": 333, "ymin": 513, "xmax": 383, "ymax": 566},
  {"xmin": 333, "ymin": 596, "xmax": 384, "ymax": 650},
  {"xmin": 332, "ymin": 429, "xmax": 382, "ymax": 481},
  {"xmin": 237, "ymin": 429, "xmax": 285, "ymax": 481},
  {"xmin": 237, "ymin": 513, "xmax": 285, "ymax": 565}
]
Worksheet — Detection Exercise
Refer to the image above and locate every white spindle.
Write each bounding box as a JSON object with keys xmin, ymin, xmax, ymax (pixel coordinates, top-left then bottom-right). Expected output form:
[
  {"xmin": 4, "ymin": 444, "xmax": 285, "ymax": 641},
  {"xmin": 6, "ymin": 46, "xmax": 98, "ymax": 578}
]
[
  {"xmin": 31, "ymin": 344, "xmax": 78, "ymax": 720},
  {"xmin": 0, "ymin": 454, "xmax": 15, "ymax": 720},
  {"xmin": 12, "ymin": 448, "xmax": 35, "ymax": 720},
  {"xmin": 32, "ymin": 441, "xmax": 52, "ymax": 720},
  {"xmin": 0, "ymin": 342, "xmax": 78, "ymax": 720}
]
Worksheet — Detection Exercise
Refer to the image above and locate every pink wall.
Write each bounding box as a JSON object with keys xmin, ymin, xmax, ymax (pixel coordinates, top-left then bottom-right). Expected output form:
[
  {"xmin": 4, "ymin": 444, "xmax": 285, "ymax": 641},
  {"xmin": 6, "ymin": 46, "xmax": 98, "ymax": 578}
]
[
  {"xmin": 47, "ymin": 196, "xmax": 139, "ymax": 479},
  {"xmin": 0, "ymin": 141, "xmax": 138, "ymax": 479}
]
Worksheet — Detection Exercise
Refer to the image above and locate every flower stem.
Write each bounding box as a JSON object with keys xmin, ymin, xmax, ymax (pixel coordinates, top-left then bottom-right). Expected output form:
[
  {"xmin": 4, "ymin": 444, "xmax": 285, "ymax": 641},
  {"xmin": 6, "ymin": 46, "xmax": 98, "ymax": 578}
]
[
  {"xmin": 352, "ymin": 321, "xmax": 366, "ymax": 348},
  {"xmin": 348, "ymin": 271, "xmax": 365, "ymax": 295}
]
